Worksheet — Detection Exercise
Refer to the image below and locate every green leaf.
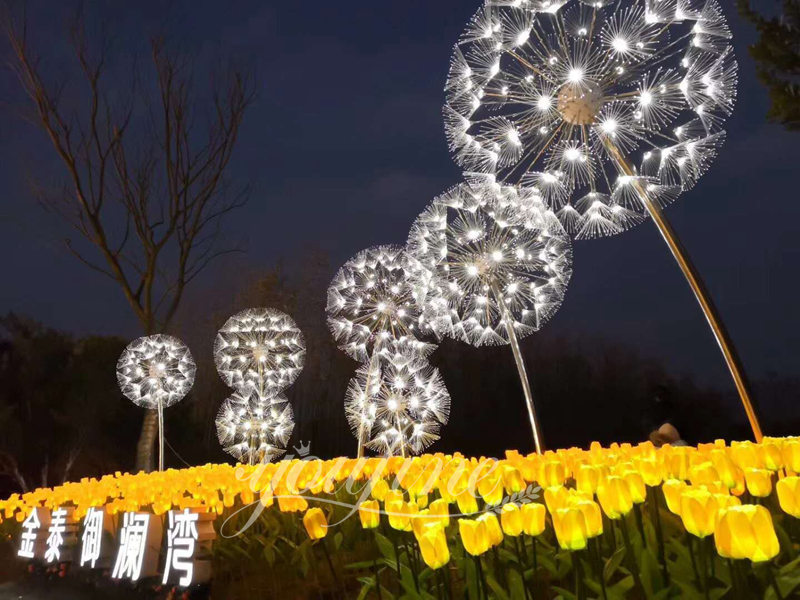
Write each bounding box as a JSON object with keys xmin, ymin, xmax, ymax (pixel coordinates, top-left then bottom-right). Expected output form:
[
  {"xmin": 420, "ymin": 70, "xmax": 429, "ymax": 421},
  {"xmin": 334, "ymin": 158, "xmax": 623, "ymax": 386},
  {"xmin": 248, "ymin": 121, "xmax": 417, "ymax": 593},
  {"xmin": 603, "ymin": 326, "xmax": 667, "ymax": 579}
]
[
  {"xmin": 506, "ymin": 568, "xmax": 526, "ymax": 600},
  {"xmin": 639, "ymin": 547, "xmax": 663, "ymax": 597},
  {"xmin": 485, "ymin": 573, "xmax": 511, "ymax": 600},
  {"xmin": 374, "ymin": 531, "xmax": 397, "ymax": 562},
  {"xmin": 334, "ymin": 530, "xmax": 344, "ymax": 551},
  {"xmin": 550, "ymin": 586, "xmax": 577, "ymax": 599},
  {"xmin": 604, "ymin": 545, "xmax": 627, "ymax": 583}
]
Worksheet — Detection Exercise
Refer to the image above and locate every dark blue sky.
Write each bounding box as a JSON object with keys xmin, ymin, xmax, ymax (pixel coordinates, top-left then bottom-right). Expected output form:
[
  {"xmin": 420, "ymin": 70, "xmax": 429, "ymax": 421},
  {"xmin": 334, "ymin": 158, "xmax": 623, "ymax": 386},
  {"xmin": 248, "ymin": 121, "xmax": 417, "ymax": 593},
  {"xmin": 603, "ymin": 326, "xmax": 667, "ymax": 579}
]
[{"xmin": 0, "ymin": 1, "xmax": 798, "ymax": 392}]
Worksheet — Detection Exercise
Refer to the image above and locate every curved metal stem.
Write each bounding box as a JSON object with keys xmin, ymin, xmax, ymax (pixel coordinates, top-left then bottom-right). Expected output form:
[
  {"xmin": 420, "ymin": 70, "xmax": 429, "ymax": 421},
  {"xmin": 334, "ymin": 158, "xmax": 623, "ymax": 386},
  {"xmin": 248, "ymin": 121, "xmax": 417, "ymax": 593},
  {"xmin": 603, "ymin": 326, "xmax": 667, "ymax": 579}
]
[
  {"xmin": 491, "ymin": 282, "xmax": 545, "ymax": 454},
  {"xmin": 603, "ymin": 138, "xmax": 763, "ymax": 442}
]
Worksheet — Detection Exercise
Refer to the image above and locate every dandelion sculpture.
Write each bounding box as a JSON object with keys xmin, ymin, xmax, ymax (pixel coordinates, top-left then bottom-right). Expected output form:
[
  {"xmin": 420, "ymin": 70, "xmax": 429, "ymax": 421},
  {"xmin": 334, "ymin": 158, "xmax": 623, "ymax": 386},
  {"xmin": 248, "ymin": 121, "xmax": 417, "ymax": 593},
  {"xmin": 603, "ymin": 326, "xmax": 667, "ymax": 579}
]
[
  {"xmin": 326, "ymin": 244, "xmax": 435, "ymax": 362},
  {"xmin": 408, "ymin": 181, "xmax": 572, "ymax": 453},
  {"xmin": 327, "ymin": 245, "xmax": 438, "ymax": 457},
  {"xmin": 215, "ymin": 390, "xmax": 295, "ymax": 464},
  {"xmin": 117, "ymin": 335, "xmax": 196, "ymax": 471},
  {"xmin": 444, "ymin": 1, "xmax": 762, "ymax": 439},
  {"xmin": 214, "ymin": 308, "xmax": 306, "ymax": 398},
  {"xmin": 345, "ymin": 353, "xmax": 450, "ymax": 457}
]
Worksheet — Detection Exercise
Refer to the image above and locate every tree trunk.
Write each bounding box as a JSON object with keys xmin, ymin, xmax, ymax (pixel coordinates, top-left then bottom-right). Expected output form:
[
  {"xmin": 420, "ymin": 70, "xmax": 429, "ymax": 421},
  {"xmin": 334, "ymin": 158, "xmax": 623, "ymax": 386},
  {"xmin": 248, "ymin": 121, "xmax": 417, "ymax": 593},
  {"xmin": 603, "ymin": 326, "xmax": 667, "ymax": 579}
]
[{"xmin": 135, "ymin": 409, "xmax": 158, "ymax": 472}]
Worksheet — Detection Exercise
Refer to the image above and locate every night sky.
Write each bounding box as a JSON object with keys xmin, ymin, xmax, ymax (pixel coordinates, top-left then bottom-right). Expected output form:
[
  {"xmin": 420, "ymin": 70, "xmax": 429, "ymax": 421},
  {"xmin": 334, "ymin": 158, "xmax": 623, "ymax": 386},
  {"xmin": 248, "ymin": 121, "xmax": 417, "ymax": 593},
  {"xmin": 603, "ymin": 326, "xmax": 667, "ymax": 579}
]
[{"xmin": 0, "ymin": 0, "xmax": 797, "ymax": 395}]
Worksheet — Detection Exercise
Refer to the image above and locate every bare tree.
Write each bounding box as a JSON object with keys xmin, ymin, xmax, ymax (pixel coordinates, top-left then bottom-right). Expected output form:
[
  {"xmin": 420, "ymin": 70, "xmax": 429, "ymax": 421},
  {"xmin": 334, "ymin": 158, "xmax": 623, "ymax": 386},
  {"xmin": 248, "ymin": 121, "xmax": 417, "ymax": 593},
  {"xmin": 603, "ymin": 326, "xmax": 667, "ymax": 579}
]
[{"xmin": 3, "ymin": 10, "xmax": 255, "ymax": 471}]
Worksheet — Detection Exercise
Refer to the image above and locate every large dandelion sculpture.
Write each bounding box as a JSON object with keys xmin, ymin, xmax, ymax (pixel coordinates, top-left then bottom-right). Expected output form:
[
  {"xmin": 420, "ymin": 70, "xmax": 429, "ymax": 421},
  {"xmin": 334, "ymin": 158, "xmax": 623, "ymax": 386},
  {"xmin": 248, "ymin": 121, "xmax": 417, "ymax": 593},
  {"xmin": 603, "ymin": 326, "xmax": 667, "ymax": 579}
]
[
  {"xmin": 117, "ymin": 335, "xmax": 196, "ymax": 471},
  {"xmin": 345, "ymin": 353, "xmax": 451, "ymax": 457},
  {"xmin": 214, "ymin": 308, "xmax": 306, "ymax": 398},
  {"xmin": 215, "ymin": 390, "xmax": 295, "ymax": 464},
  {"xmin": 408, "ymin": 181, "xmax": 572, "ymax": 453},
  {"xmin": 444, "ymin": 0, "xmax": 762, "ymax": 440},
  {"xmin": 327, "ymin": 245, "xmax": 438, "ymax": 457}
]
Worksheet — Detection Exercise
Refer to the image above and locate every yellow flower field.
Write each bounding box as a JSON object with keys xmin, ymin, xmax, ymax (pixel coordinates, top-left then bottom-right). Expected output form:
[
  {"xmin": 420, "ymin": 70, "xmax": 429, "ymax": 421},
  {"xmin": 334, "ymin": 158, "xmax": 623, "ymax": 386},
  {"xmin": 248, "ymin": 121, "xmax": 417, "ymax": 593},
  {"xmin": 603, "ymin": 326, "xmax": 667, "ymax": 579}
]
[{"xmin": 4, "ymin": 437, "xmax": 800, "ymax": 598}]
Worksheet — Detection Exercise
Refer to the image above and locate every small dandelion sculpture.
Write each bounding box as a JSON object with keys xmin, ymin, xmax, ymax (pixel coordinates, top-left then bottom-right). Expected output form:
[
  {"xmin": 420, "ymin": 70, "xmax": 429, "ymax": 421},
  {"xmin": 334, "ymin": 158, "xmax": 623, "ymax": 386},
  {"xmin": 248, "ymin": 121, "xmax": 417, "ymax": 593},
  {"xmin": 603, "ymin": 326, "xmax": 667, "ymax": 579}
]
[
  {"xmin": 408, "ymin": 181, "xmax": 572, "ymax": 453},
  {"xmin": 345, "ymin": 353, "xmax": 450, "ymax": 457},
  {"xmin": 117, "ymin": 335, "xmax": 196, "ymax": 471},
  {"xmin": 215, "ymin": 390, "xmax": 295, "ymax": 465},
  {"xmin": 445, "ymin": 0, "xmax": 762, "ymax": 440},
  {"xmin": 327, "ymin": 245, "xmax": 438, "ymax": 457},
  {"xmin": 214, "ymin": 308, "xmax": 306, "ymax": 398}
]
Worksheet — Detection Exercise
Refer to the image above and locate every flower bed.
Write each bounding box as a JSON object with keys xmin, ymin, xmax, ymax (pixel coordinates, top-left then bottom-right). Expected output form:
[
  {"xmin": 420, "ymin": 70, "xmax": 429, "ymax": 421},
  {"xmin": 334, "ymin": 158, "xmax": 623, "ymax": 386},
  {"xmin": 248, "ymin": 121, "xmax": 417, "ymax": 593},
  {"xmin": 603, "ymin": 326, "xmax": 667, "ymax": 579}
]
[{"xmin": 3, "ymin": 437, "xmax": 800, "ymax": 598}]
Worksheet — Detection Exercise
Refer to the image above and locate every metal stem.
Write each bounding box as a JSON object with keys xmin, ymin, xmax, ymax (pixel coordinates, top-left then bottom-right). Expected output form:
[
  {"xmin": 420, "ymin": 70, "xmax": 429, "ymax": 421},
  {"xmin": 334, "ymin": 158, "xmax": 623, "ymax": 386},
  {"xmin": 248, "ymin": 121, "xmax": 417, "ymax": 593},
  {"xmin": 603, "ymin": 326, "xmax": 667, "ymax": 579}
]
[
  {"xmin": 157, "ymin": 396, "xmax": 164, "ymax": 472},
  {"xmin": 603, "ymin": 138, "xmax": 763, "ymax": 442},
  {"xmin": 357, "ymin": 351, "xmax": 380, "ymax": 458},
  {"xmin": 491, "ymin": 282, "xmax": 545, "ymax": 454}
]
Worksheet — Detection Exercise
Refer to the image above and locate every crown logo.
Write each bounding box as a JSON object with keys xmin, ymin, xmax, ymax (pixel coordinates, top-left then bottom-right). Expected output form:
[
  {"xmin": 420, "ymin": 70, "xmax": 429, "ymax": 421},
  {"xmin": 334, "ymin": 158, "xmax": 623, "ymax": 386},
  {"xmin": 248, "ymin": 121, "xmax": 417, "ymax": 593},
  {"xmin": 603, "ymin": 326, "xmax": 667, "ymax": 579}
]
[{"xmin": 293, "ymin": 441, "xmax": 311, "ymax": 457}]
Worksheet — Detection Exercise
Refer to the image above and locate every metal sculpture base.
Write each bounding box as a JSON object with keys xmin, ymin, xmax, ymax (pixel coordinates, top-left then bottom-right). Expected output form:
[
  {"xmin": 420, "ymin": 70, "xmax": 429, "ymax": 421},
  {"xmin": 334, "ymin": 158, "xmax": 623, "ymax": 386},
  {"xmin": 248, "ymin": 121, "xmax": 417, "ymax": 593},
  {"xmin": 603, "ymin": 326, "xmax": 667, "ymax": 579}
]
[
  {"xmin": 603, "ymin": 139, "xmax": 764, "ymax": 442},
  {"xmin": 492, "ymin": 283, "xmax": 545, "ymax": 454}
]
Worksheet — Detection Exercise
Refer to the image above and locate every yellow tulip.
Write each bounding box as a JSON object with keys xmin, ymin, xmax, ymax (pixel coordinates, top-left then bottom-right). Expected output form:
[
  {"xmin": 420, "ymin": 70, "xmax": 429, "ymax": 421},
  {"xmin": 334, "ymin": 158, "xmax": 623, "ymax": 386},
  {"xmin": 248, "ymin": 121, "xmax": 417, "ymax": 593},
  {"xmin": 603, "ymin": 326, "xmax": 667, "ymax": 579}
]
[
  {"xmin": 371, "ymin": 479, "xmax": 390, "ymax": 502},
  {"xmin": 359, "ymin": 499, "xmax": 380, "ymax": 529},
  {"xmin": 776, "ymin": 476, "xmax": 800, "ymax": 518},
  {"xmin": 277, "ymin": 494, "xmax": 308, "ymax": 513},
  {"xmin": 762, "ymin": 443, "xmax": 783, "ymax": 472},
  {"xmin": 570, "ymin": 499, "xmax": 603, "ymax": 538},
  {"xmin": 715, "ymin": 505, "xmax": 780, "ymax": 562},
  {"xmin": 744, "ymin": 468, "xmax": 772, "ymax": 498},
  {"xmin": 387, "ymin": 499, "xmax": 416, "ymax": 532},
  {"xmin": 576, "ymin": 464, "xmax": 602, "ymax": 495},
  {"xmin": 478, "ymin": 512, "xmax": 504, "ymax": 547},
  {"xmin": 544, "ymin": 486, "xmax": 570, "ymax": 514},
  {"xmin": 690, "ymin": 462, "xmax": 721, "ymax": 487},
  {"xmin": 456, "ymin": 489, "xmax": 479, "ymax": 515},
  {"xmin": 624, "ymin": 471, "xmax": 647, "ymax": 504},
  {"xmin": 521, "ymin": 502, "xmax": 546, "ymax": 537},
  {"xmin": 501, "ymin": 503, "xmax": 523, "ymax": 537},
  {"xmin": 635, "ymin": 457, "xmax": 662, "ymax": 487},
  {"xmin": 552, "ymin": 507, "xmax": 588, "ymax": 551},
  {"xmin": 710, "ymin": 450, "xmax": 740, "ymax": 489},
  {"xmin": 478, "ymin": 473, "xmax": 504, "ymax": 506},
  {"xmin": 458, "ymin": 518, "xmax": 490, "ymax": 556},
  {"xmin": 502, "ymin": 466, "xmax": 526, "ymax": 494},
  {"xmin": 418, "ymin": 527, "xmax": 450, "ymax": 570},
  {"xmin": 540, "ymin": 460, "xmax": 567, "ymax": 488},
  {"xmin": 303, "ymin": 507, "xmax": 328, "ymax": 540},
  {"xmin": 680, "ymin": 489, "xmax": 718, "ymax": 538},
  {"xmin": 662, "ymin": 479, "xmax": 687, "ymax": 515},
  {"xmin": 782, "ymin": 441, "xmax": 800, "ymax": 473},
  {"xmin": 596, "ymin": 476, "xmax": 633, "ymax": 520}
]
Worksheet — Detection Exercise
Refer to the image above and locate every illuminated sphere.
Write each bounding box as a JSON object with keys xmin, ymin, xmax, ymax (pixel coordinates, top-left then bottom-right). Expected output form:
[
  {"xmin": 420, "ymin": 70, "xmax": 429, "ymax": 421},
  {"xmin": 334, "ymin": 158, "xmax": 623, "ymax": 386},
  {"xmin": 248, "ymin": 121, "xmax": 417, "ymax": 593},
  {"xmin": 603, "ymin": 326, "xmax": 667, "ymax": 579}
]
[
  {"xmin": 345, "ymin": 352, "xmax": 451, "ymax": 456},
  {"xmin": 327, "ymin": 244, "xmax": 436, "ymax": 363},
  {"xmin": 445, "ymin": 0, "xmax": 737, "ymax": 239},
  {"xmin": 215, "ymin": 389, "xmax": 294, "ymax": 464},
  {"xmin": 408, "ymin": 181, "xmax": 572, "ymax": 346},
  {"xmin": 214, "ymin": 308, "xmax": 306, "ymax": 395},
  {"xmin": 116, "ymin": 335, "xmax": 196, "ymax": 409}
]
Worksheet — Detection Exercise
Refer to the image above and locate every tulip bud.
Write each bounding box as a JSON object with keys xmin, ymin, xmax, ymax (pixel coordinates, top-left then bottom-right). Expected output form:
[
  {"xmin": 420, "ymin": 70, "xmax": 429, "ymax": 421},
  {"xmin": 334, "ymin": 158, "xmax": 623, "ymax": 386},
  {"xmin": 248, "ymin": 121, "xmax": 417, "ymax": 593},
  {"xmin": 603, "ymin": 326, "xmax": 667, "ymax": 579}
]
[
  {"xmin": 776, "ymin": 476, "xmax": 800, "ymax": 518},
  {"xmin": 744, "ymin": 468, "xmax": 772, "ymax": 498},
  {"xmin": 715, "ymin": 505, "xmax": 779, "ymax": 563},
  {"xmin": 501, "ymin": 503, "xmax": 523, "ymax": 537},
  {"xmin": 458, "ymin": 518, "xmax": 490, "ymax": 556},
  {"xmin": 521, "ymin": 502, "xmax": 546, "ymax": 537},
  {"xmin": 662, "ymin": 479, "xmax": 687, "ymax": 515},
  {"xmin": 419, "ymin": 527, "xmax": 450, "ymax": 570},
  {"xmin": 479, "ymin": 512, "xmax": 504, "ymax": 547},
  {"xmin": 359, "ymin": 499, "xmax": 380, "ymax": 529},
  {"xmin": 544, "ymin": 486, "xmax": 570, "ymax": 514},
  {"xmin": 303, "ymin": 507, "xmax": 328, "ymax": 540},
  {"xmin": 680, "ymin": 489, "xmax": 718, "ymax": 538},
  {"xmin": 596, "ymin": 476, "xmax": 633, "ymax": 520},
  {"xmin": 552, "ymin": 507, "xmax": 588, "ymax": 551}
]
